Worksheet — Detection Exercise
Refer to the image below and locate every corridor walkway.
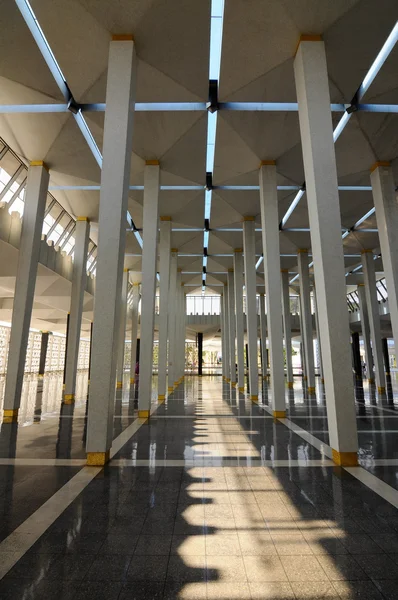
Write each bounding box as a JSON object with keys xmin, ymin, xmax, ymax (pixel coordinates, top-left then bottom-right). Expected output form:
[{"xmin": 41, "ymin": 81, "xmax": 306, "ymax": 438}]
[{"xmin": 1, "ymin": 377, "xmax": 398, "ymax": 598}]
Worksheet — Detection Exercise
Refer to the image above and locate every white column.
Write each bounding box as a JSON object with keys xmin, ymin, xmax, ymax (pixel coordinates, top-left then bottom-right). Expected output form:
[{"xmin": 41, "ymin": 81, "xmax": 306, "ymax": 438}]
[
  {"xmin": 221, "ymin": 294, "xmax": 227, "ymax": 380},
  {"xmin": 167, "ymin": 250, "xmax": 178, "ymax": 391},
  {"xmin": 281, "ymin": 270, "xmax": 294, "ymax": 387},
  {"xmin": 259, "ymin": 294, "xmax": 267, "ymax": 379},
  {"xmin": 116, "ymin": 269, "xmax": 129, "ymax": 389},
  {"xmin": 174, "ymin": 273, "xmax": 182, "ymax": 385},
  {"xmin": 242, "ymin": 217, "xmax": 259, "ymax": 400},
  {"xmin": 129, "ymin": 283, "xmax": 140, "ymax": 385},
  {"xmin": 233, "ymin": 249, "xmax": 245, "ymax": 391},
  {"xmin": 361, "ymin": 250, "xmax": 386, "ymax": 393},
  {"xmin": 298, "ymin": 294, "xmax": 306, "ymax": 380},
  {"xmin": 64, "ymin": 217, "xmax": 90, "ymax": 402},
  {"xmin": 180, "ymin": 286, "xmax": 186, "ymax": 382},
  {"xmin": 259, "ymin": 163, "xmax": 286, "ymax": 414},
  {"xmin": 357, "ymin": 284, "xmax": 374, "ymax": 383},
  {"xmin": 227, "ymin": 270, "xmax": 236, "ymax": 385},
  {"xmin": 87, "ymin": 36, "xmax": 136, "ymax": 465},
  {"xmin": 3, "ymin": 162, "xmax": 49, "ymax": 421},
  {"xmin": 312, "ymin": 284, "xmax": 324, "ymax": 383},
  {"xmin": 222, "ymin": 286, "xmax": 230, "ymax": 382},
  {"xmin": 297, "ymin": 249, "xmax": 315, "ymax": 392},
  {"xmin": 371, "ymin": 163, "xmax": 398, "ymax": 367},
  {"xmin": 294, "ymin": 37, "xmax": 358, "ymax": 465},
  {"xmin": 138, "ymin": 162, "xmax": 160, "ymax": 416},
  {"xmin": 158, "ymin": 217, "xmax": 171, "ymax": 401}
]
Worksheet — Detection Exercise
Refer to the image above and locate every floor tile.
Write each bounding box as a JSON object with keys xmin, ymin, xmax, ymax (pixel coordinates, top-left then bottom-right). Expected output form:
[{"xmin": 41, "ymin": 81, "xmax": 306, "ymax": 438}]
[
  {"xmin": 171, "ymin": 535, "xmax": 206, "ymax": 556},
  {"xmin": 290, "ymin": 581, "xmax": 339, "ymax": 598},
  {"xmin": 85, "ymin": 554, "xmax": 132, "ymax": 581},
  {"xmin": 242, "ymin": 555, "xmax": 288, "ymax": 582},
  {"xmin": 279, "ymin": 555, "xmax": 329, "ymax": 582},
  {"xmin": 316, "ymin": 555, "xmax": 368, "ymax": 581},
  {"xmin": 206, "ymin": 581, "xmax": 251, "ymax": 599},
  {"xmin": 205, "ymin": 532, "xmax": 241, "ymax": 555},
  {"xmin": 119, "ymin": 581, "xmax": 165, "ymax": 600},
  {"xmin": 166, "ymin": 555, "xmax": 207, "ymax": 583},
  {"xmin": 353, "ymin": 553, "xmax": 398, "ymax": 580},
  {"xmin": 134, "ymin": 534, "xmax": 172, "ymax": 555},
  {"xmin": 271, "ymin": 532, "xmax": 314, "ymax": 556},
  {"xmin": 333, "ymin": 580, "xmax": 384, "ymax": 599},
  {"xmin": 163, "ymin": 581, "xmax": 207, "ymax": 599},
  {"xmin": 126, "ymin": 554, "xmax": 169, "ymax": 582},
  {"xmin": 206, "ymin": 554, "xmax": 247, "ymax": 582},
  {"xmin": 249, "ymin": 581, "xmax": 295, "ymax": 599}
]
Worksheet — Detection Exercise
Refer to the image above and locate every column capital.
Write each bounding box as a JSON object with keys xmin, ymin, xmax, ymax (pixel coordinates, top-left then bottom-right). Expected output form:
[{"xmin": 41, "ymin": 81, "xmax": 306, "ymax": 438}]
[
  {"xmin": 145, "ymin": 159, "xmax": 160, "ymax": 166},
  {"xmin": 112, "ymin": 34, "xmax": 134, "ymax": 41},
  {"xmin": 295, "ymin": 34, "xmax": 322, "ymax": 56},
  {"xmin": 297, "ymin": 248, "xmax": 308, "ymax": 254},
  {"xmin": 160, "ymin": 216, "xmax": 172, "ymax": 221},
  {"xmin": 76, "ymin": 216, "xmax": 89, "ymax": 222},
  {"xmin": 370, "ymin": 161, "xmax": 390, "ymax": 173},
  {"xmin": 30, "ymin": 160, "xmax": 49, "ymax": 172},
  {"xmin": 242, "ymin": 216, "xmax": 255, "ymax": 221},
  {"xmin": 234, "ymin": 247, "xmax": 243, "ymax": 253}
]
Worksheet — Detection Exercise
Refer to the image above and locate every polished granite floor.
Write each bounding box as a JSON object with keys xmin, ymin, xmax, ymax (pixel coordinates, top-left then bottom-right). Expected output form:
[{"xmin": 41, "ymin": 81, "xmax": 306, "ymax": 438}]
[{"xmin": 1, "ymin": 374, "xmax": 398, "ymax": 598}]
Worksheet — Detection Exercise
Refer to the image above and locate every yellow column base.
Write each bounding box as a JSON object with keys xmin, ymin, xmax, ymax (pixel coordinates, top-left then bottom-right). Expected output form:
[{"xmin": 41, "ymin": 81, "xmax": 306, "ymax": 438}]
[
  {"xmin": 308, "ymin": 387, "xmax": 315, "ymax": 394},
  {"xmin": 368, "ymin": 378, "xmax": 375, "ymax": 384},
  {"xmin": 231, "ymin": 381, "xmax": 236, "ymax": 387},
  {"xmin": 273, "ymin": 410, "xmax": 286, "ymax": 418},
  {"xmin": 378, "ymin": 386, "xmax": 386, "ymax": 394},
  {"xmin": 226, "ymin": 378, "xmax": 231, "ymax": 383},
  {"xmin": 87, "ymin": 450, "xmax": 110, "ymax": 466},
  {"xmin": 138, "ymin": 410, "xmax": 150, "ymax": 419},
  {"xmin": 287, "ymin": 382, "xmax": 294, "ymax": 389},
  {"xmin": 303, "ymin": 376, "xmax": 307, "ymax": 380},
  {"xmin": 332, "ymin": 449, "xmax": 358, "ymax": 467},
  {"xmin": 321, "ymin": 378, "xmax": 325, "ymax": 384},
  {"xmin": 238, "ymin": 387, "xmax": 244, "ymax": 392},
  {"xmin": 3, "ymin": 409, "xmax": 18, "ymax": 423},
  {"xmin": 168, "ymin": 386, "xmax": 174, "ymax": 392},
  {"xmin": 64, "ymin": 394, "xmax": 75, "ymax": 404},
  {"xmin": 158, "ymin": 395, "xmax": 165, "ymax": 403},
  {"xmin": 116, "ymin": 382, "xmax": 123, "ymax": 389},
  {"xmin": 130, "ymin": 378, "xmax": 135, "ymax": 385},
  {"xmin": 250, "ymin": 395, "xmax": 258, "ymax": 402}
]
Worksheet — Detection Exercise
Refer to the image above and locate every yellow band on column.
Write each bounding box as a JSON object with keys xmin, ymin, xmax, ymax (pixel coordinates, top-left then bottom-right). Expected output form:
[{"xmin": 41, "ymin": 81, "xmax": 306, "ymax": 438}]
[
  {"xmin": 116, "ymin": 382, "xmax": 123, "ymax": 389},
  {"xmin": 273, "ymin": 410, "xmax": 286, "ymax": 418},
  {"xmin": 308, "ymin": 387, "xmax": 315, "ymax": 393},
  {"xmin": 250, "ymin": 395, "xmax": 258, "ymax": 402},
  {"xmin": 332, "ymin": 449, "xmax": 358, "ymax": 467},
  {"xmin": 287, "ymin": 382, "xmax": 294, "ymax": 389},
  {"xmin": 138, "ymin": 410, "xmax": 150, "ymax": 419},
  {"xmin": 3, "ymin": 409, "xmax": 18, "ymax": 423},
  {"xmin": 87, "ymin": 451, "xmax": 110, "ymax": 466},
  {"xmin": 64, "ymin": 394, "xmax": 75, "ymax": 404}
]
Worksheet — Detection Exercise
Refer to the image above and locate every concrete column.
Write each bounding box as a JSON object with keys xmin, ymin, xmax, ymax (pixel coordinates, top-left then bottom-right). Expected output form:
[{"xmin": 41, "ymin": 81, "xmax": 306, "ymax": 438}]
[
  {"xmin": 175, "ymin": 274, "xmax": 183, "ymax": 385},
  {"xmin": 294, "ymin": 37, "xmax": 358, "ymax": 465},
  {"xmin": 362, "ymin": 250, "xmax": 386, "ymax": 393},
  {"xmin": 227, "ymin": 270, "xmax": 236, "ymax": 385},
  {"xmin": 222, "ymin": 286, "xmax": 230, "ymax": 382},
  {"xmin": 138, "ymin": 162, "xmax": 160, "ymax": 416},
  {"xmin": 259, "ymin": 163, "xmax": 286, "ymax": 414},
  {"xmin": 298, "ymin": 294, "xmax": 306, "ymax": 379},
  {"xmin": 352, "ymin": 332, "xmax": 362, "ymax": 381},
  {"xmin": 242, "ymin": 217, "xmax": 259, "ymax": 400},
  {"xmin": 115, "ymin": 270, "xmax": 129, "ymax": 389},
  {"xmin": 87, "ymin": 36, "xmax": 136, "ymax": 465},
  {"xmin": 312, "ymin": 284, "xmax": 324, "ymax": 383},
  {"xmin": 63, "ymin": 313, "xmax": 70, "ymax": 388},
  {"xmin": 259, "ymin": 294, "xmax": 267, "ymax": 379},
  {"xmin": 220, "ymin": 295, "xmax": 226, "ymax": 379},
  {"xmin": 180, "ymin": 287, "xmax": 186, "ymax": 381},
  {"xmin": 382, "ymin": 338, "xmax": 390, "ymax": 376},
  {"xmin": 38, "ymin": 332, "xmax": 49, "ymax": 377},
  {"xmin": 64, "ymin": 218, "xmax": 90, "ymax": 403},
  {"xmin": 371, "ymin": 163, "xmax": 398, "ymax": 367},
  {"xmin": 357, "ymin": 284, "xmax": 374, "ymax": 383},
  {"xmin": 233, "ymin": 249, "xmax": 245, "ymax": 391},
  {"xmin": 198, "ymin": 332, "xmax": 203, "ymax": 376},
  {"xmin": 281, "ymin": 270, "xmax": 294, "ymax": 387},
  {"xmin": 157, "ymin": 217, "xmax": 171, "ymax": 401},
  {"xmin": 3, "ymin": 161, "xmax": 49, "ymax": 422},
  {"xmin": 129, "ymin": 284, "xmax": 140, "ymax": 385},
  {"xmin": 297, "ymin": 249, "xmax": 315, "ymax": 392},
  {"xmin": 167, "ymin": 250, "xmax": 178, "ymax": 391}
]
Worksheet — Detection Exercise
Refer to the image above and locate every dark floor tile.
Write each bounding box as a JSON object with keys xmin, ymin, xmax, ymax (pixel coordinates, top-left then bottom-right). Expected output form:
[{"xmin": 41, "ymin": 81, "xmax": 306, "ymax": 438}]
[
  {"xmin": 341, "ymin": 534, "xmax": 385, "ymax": 555},
  {"xmin": 48, "ymin": 553, "xmax": 96, "ymax": 580},
  {"xmin": 0, "ymin": 577, "xmax": 79, "ymax": 600},
  {"xmin": 316, "ymin": 555, "xmax": 368, "ymax": 581},
  {"xmin": 85, "ymin": 554, "xmax": 132, "ymax": 581},
  {"xmin": 166, "ymin": 555, "xmax": 207, "ymax": 583},
  {"xmin": 126, "ymin": 555, "xmax": 169, "ymax": 582},
  {"xmin": 374, "ymin": 579, "xmax": 398, "ymax": 600},
  {"xmin": 98, "ymin": 533, "xmax": 139, "ymax": 555},
  {"xmin": 371, "ymin": 533, "xmax": 398, "ymax": 553},
  {"xmin": 134, "ymin": 534, "xmax": 172, "ymax": 555},
  {"xmin": 5, "ymin": 552, "xmax": 58, "ymax": 579},
  {"xmin": 354, "ymin": 554, "xmax": 398, "ymax": 580},
  {"xmin": 119, "ymin": 582, "xmax": 165, "ymax": 599},
  {"xmin": 74, "ymin": 581, "xmax": 123, "ymax": 600},
  {"xmin": 333, "ymin": 580, "xmax": 384, "ymax": 599}
]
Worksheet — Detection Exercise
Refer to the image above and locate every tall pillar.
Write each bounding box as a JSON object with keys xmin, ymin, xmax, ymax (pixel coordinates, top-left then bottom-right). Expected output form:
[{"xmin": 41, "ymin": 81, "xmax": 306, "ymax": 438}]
[
  {"xmin": 371, "ymin": 163, "xmax": 398, "ymax": 367},
  {"xmin": 116, "ymin": 270, "xmax": 129, "ymax": 389},
  {"xmin": 138, "ymin": 162, "xmax": 160, "ymax": 416},
  {"xmin": 242, "ymin": 217, "xmax": 258, "ymax": 400},
  {"xmin": 63, "ymin": 313, "xmax": 70, "ymax": 388},
  {"xmin": 382, "ymin": 338, "xmax": 390, "ymax": 376},
  {"xmin": 175, "ymin": 276, "xmax": 185, "ymax": 385},
  {"xmin": 362, "ymin": 250, "xmax": 386, "ymax": 393},
  {"xmin": 129, "ymin": 284, "xmax": 140, "ymax": 385},
  {"xmin": 357, "ymin": 284, "xmax": 374, "ymax": 383},
  {"xmin": 3, "ymin": 162, "xmax": 49, "ymax": 422},
  {"xmin": 167, "ymin": 250, "xmax": 178, "ymax": 392},
  {"xmin": 64, "ymin": 218, "xmax": 90, "ymax": 403},
  {"xmin": 312, "ymin": 284, "xmax": 324, "ymax": 383},
  {"xmin": 38, "ymin": 332, "xmax": 49, "ymax": 378},
  {"xmin": 259, "ymin": 294, "xmax": 267, "ymax": 379},
  {"xmin": 281, "ymin": 270, "xmax": 294, "ymax": 387},
  {"xmin": 198, "ymin": 332, "xmax": 203, "ymax": 376},
  {"xmin": 297, "ymin": 249, "xmax": 315, "ymax": 392},
  {"xmin": 158, "ymin": 217, "xmax": 171, "ymax": 401},
  {"xmin": 233, "ymin": 249, "xmax": 245, "ymax": 391},
  {"xmin": 222, "ymin": 287, "xmax": 230, "ymax": 382},
  {"xmin": 352, "ymin": 332, "xmax": 362, "ymax": 381},
  {"xmin": 220, "ymin": 294, "xmax": 226, "ymax": 379},
  {"xmin": 294, "ymin": 36, "xmax": 358, "ymax": 465},
  {"xmin": 227, "ymin": 270, "xmax": 236, "ymax": 385},
  {"xmin": 87, "ymin": 36, "xmax": 136, "ymax": 465},
  {"xmin": 259, "ymin": 163, "xmax": 286, "ymax": 414}
]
